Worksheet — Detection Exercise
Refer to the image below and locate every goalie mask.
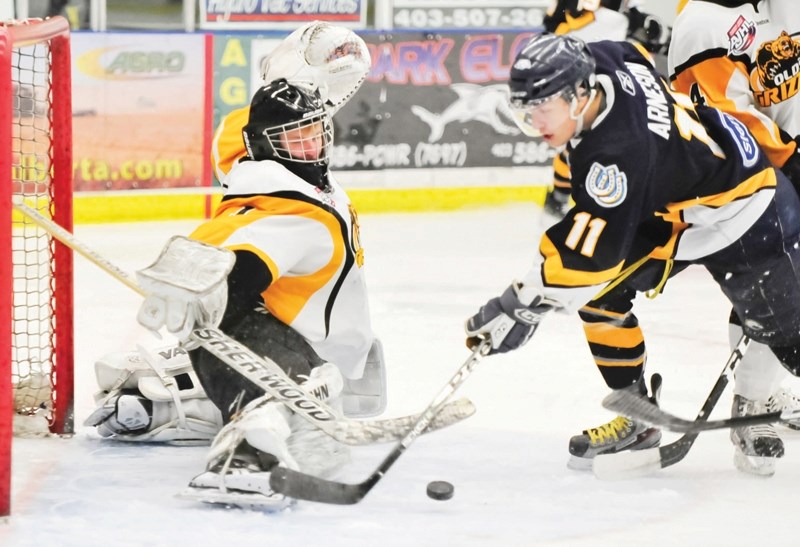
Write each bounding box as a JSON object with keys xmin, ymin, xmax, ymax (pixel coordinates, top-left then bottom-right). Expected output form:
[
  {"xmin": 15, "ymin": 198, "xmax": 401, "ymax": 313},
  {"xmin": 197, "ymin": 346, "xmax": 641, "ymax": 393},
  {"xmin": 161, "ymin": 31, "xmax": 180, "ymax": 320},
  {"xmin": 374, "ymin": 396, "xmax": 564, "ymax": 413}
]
[
  {"xmin": 243, "ymin": 79, "xmax": 333, "ymax": 190},
  {"xmin": 508, "ymin": 34, "xmax": 597, "ymax": 138}
]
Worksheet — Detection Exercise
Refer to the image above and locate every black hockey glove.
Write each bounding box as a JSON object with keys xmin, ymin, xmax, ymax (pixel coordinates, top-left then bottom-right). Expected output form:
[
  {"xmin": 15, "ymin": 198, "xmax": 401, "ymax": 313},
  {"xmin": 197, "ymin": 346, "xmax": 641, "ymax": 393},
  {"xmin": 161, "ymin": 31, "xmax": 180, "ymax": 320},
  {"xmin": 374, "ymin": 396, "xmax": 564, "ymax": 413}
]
[{"xmin": 465, "ymin": 283, "xmax": 556, "ymax": 355}]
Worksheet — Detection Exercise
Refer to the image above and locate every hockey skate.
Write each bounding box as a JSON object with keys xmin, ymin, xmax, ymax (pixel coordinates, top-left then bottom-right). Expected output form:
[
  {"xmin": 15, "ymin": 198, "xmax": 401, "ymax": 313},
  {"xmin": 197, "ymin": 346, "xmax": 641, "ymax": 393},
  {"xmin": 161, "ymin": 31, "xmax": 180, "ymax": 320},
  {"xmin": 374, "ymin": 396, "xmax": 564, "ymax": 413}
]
[
  {"xmin": 177, "ymin": 446, "xmax": 293, "ymax": 511},
  {"xmin": 766, "ymin": 387, "xmax": 800, "ymax": 431},
  {"xmin": 568, "ymin": 416, "xmax": 661, "ymax": 470},
  {"xmin": 731, "ymin": 394, "xmax": 784, "ymax": 476},
  {"xmin": 177, "ymin": 395, "xmax": 300, "ymax": 511},
  {"xmin": 568, "ymin": 377, "xmax": 662, "ymax": 470}
]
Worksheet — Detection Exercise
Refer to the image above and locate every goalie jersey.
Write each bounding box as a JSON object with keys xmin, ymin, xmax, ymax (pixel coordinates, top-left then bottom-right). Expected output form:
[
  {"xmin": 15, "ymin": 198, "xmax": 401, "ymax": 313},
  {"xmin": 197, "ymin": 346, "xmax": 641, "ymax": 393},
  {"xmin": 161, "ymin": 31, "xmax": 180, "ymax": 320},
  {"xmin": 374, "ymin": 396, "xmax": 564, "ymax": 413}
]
[
  {"xmin": 668, "ymin": 0, "xmax": 800, "ymax": 170},
  {"xmin": 520, "ymin": 40, "xmax": 778, "ymax": 311},
  {"xmin": 189, "ymin": 160, "xmax": 373, "ymax": 380}
]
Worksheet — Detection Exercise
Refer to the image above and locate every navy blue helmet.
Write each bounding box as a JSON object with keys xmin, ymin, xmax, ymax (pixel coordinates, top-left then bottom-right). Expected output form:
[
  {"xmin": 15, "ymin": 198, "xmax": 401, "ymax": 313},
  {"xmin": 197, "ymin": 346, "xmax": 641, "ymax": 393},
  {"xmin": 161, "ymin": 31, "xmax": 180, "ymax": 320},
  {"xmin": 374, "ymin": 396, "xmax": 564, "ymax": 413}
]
[
  {"xmin": 508, "ymin": 33, "xmax": 596, "ymax": 109},
  {"xmin": 243, "ymin": 78, "xmax": 333, "ymax": 190}
]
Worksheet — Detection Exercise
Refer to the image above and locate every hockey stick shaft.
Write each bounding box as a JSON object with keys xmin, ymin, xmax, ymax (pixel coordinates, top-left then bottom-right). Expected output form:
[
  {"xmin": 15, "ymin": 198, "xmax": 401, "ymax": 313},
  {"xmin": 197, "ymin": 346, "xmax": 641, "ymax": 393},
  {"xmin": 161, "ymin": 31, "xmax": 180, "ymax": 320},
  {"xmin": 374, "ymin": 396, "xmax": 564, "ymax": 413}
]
[
  {"xmin": 14, "ymin": 201, "xmax": 143, "ymax": 295},
  {"xmin": 603, "ymin": 388, "xmax": 784, "ymax": 433},
  {"xmin": 593, "ymin": 334, "xmax": 750, "ymax": 478},
  {"xmin": 269, "ymin": 339, "xmax": 492, "ymax": 504},
  {"xmin": 15, "ymin": 200, "xmax": 474, "ymax": 445}
]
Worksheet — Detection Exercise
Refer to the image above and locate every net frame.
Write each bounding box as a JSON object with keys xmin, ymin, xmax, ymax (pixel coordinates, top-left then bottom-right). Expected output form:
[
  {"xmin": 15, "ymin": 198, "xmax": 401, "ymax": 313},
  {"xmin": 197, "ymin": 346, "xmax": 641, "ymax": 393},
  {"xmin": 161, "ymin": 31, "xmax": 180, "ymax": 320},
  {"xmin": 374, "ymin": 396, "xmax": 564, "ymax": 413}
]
[{"xmin": 1, "ymin": 16, "xmax": 73, "ymax": 517}]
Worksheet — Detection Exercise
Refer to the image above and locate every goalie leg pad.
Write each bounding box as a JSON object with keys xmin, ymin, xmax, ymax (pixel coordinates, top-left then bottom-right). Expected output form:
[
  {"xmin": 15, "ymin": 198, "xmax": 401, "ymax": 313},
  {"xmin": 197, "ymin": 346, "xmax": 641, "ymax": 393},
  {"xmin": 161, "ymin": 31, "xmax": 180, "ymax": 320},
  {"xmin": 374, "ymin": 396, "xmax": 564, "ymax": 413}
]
[
  {"xmin": 86, "ymin": 346, "xmax": 223, "ymax": 443},
  {"xmin": 205, "ymin": 361, "xmax": 345, "ymax": 473},
  {"xmin": 287, "ymin": 411, "xmax": 351, "ymax": 478},
  {"xmin": 342, "ymin": 338, "xmax": 388, "ymax": 418},
  {"xmin": 92, "ymin": 345, "xmax": 192, "ymax": 396},
  {"xmin": 183, "ymin": 361, "xmax": 349, "ymax": 506}
]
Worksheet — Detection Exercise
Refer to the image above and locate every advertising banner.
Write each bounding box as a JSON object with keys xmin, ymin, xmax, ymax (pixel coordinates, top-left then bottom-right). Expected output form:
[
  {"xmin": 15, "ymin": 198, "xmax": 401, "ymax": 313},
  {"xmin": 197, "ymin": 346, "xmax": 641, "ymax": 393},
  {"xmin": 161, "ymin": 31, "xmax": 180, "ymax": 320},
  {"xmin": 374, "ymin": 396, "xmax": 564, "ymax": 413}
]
[
  {"xmin": 212, "ymin": 32, "xmax": 285, "ymax": 132},
  {"xmin": 390, "ymin": 0, "xmax": 549, "ymax": 30},
  {"xmin": 213, "ymin": 30, "xmax": 554, "ymax": 178},
  {"xmin": 71, "ymin": 33, "xmax": 208, "ymax": 191},
  {"xmin": 332, "ymin": 30, "xmax": 553, "ymax": 171},
  {"xmin": 199, "ymin": 0, "xmax": 366, "ymax": 30}
]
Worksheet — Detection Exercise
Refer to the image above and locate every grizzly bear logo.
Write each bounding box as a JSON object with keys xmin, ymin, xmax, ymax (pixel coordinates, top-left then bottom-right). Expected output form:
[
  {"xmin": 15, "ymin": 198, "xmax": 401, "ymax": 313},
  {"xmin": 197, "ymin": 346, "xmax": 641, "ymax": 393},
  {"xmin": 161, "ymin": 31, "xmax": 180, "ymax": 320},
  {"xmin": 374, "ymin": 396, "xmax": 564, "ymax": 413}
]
[{"xmin": 756, "ymin": 31, "xmax": 800, "ymax": 88}]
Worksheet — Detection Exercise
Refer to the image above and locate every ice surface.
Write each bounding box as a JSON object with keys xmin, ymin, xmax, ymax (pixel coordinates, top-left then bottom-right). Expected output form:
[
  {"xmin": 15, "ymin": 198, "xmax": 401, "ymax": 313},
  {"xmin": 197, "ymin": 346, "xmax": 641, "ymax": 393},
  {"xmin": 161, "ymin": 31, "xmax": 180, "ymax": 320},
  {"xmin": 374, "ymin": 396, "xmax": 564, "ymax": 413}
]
[{"xmin": 4, "ymin": 205, "xmax": 800, "ymax": 546}]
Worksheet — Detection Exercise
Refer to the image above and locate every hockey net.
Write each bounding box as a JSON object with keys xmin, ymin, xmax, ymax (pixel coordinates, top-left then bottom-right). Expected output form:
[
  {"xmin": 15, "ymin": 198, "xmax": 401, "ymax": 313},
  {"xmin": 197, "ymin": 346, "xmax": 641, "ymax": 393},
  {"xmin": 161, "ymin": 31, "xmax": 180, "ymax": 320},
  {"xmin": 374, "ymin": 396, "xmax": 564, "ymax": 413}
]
[{"xmin": 1, "ymin": 16, "xmax": 73, "ymax": 516}]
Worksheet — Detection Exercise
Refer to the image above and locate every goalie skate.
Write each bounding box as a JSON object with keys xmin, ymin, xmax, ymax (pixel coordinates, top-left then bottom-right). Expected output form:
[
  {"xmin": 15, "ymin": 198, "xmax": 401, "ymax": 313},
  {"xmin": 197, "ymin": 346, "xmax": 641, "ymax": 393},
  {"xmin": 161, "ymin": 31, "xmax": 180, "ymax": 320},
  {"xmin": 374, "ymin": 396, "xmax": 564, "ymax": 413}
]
[{"xmin": 177, "ymin": 468, "xmax": 293, "ymax": 511}]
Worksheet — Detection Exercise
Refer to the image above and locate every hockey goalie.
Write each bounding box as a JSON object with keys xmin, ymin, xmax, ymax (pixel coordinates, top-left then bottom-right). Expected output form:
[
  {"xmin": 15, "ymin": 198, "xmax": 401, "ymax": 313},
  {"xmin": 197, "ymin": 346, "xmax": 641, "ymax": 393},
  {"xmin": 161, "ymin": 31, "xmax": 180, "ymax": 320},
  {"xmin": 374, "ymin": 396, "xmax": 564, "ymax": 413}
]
[{"xmin": 85, "ymin": 23, "xmax": 383, "ymax": 508}]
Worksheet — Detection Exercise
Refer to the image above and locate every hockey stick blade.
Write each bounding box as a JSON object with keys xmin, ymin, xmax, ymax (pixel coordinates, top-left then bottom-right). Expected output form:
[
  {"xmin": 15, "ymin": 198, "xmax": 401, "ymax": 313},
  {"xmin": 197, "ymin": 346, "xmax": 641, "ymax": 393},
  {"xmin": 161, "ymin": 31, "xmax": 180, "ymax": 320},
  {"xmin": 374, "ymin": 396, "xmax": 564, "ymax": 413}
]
[
  {"xmin": 271, "ymin": 340, "xmax": 492, "ymax": 504},
  {"xmin": 269, "ymin": 468, "xmax": 375, "ymax": 505},
  {"xmin": 12, "ymin": 201, "xmax": 476, "ymax": 447},
  {"xmin": 602, "ymin": 389, "xmax": 791, "ymax": 433},
  {"xmin": 592, "ymin": 435, "xmax": 702, "ymax": 479}
]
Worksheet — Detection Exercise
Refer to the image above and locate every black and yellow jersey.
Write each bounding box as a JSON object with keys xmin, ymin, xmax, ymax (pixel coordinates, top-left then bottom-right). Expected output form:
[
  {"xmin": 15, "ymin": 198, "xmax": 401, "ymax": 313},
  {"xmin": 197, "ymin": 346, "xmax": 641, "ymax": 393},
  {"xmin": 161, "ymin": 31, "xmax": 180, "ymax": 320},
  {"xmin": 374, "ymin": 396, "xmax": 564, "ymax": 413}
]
[
  {"xmin": 190, "ymin": 159, "xmax": 372, "ymax": 379},
  {"xmin": 669, "ymin": 0, "xmax": 800, "ymax": 170},
  {"xmin": 519, "ymin": 40, "xmax": 777, "ymax": 311},
  {"xmin": 210, "ymin": 106, "xmax": 250, "ymax": 185},
  {"xmin": 544, "ymin": 0, "xmax": 629, "ymax": 41}
]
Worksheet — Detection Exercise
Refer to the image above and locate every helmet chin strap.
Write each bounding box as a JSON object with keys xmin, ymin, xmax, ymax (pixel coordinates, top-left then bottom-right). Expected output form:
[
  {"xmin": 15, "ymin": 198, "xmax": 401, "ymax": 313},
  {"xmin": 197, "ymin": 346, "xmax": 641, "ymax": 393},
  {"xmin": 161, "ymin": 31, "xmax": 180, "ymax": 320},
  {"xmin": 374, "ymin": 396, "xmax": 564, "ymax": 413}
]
[{"xmin": 568, "ymin": 87, "xmax": 597, "ymax": 139}]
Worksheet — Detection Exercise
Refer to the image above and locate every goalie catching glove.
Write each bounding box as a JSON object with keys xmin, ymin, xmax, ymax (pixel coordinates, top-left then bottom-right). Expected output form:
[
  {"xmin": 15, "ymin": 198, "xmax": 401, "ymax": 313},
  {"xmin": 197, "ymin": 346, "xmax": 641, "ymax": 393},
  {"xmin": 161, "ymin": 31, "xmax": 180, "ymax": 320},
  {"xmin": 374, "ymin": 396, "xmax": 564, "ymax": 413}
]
[
  {"xmin": 136, "ymin": 236, "xmax": 235, "ymax": 342},
  {"xmin": 466, "ymin": 282, "xmax": 557, "ymax": 355},
  {"xmin": 260, "ymin": 21, "xmax": 370, "ymax": 113}
]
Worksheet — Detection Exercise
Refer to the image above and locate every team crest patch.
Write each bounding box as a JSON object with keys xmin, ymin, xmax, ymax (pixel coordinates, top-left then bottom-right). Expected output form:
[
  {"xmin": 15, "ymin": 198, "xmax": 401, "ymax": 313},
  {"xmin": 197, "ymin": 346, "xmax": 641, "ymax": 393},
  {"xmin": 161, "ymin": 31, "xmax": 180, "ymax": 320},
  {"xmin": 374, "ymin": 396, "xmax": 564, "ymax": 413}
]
[
  {"xmin": 616, "ymin": 70, "xmax": 636, "ymax": 96},
  {"xmin": 585, "ymin": 162, "xmax": 627, "ymax": 208},
  {"xmin": 752, "ymin": 31, "xmax": 800, "ymax": 104},
  {"xmin": 727, "ymin": 15, "xmax": 757, "ymax": 55}
]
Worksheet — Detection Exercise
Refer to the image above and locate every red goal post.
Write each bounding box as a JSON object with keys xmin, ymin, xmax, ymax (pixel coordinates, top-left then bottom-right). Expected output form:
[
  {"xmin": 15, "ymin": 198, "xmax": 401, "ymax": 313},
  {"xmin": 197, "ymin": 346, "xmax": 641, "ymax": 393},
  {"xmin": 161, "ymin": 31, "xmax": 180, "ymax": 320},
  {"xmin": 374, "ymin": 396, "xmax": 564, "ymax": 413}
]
[{"xmin": 1, "ymin": 16, "xmax": 73, "ymax": 517}]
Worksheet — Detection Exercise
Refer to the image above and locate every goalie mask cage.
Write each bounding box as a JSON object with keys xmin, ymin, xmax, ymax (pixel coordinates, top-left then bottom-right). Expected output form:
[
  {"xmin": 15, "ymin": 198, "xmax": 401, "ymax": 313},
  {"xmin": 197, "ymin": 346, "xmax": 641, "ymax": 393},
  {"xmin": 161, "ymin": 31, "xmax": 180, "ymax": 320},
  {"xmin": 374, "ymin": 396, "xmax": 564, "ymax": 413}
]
[{"xmin": 1, "ymin": 16, "xmax": 73, "ymax": 517}]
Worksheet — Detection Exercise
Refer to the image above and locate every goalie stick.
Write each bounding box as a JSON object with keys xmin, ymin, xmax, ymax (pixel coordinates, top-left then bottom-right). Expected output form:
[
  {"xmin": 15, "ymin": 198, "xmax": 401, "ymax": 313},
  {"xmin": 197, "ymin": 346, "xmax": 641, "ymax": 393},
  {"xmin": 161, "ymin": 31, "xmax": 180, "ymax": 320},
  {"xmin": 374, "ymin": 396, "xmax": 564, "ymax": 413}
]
[
  {"xmin": 13, "ymin": 200, "xmax": 475, "ymax": 446},
  {"xmin": 593, "ymin": 334, "xmax": 749, "ymax": 479},
  {"xmin": 269, "ymin": 339, "xmax": 492, "ymax": 505},
  {"xmin": 191, "ymin": 326, "xmax": 475, "ymax": 444}
]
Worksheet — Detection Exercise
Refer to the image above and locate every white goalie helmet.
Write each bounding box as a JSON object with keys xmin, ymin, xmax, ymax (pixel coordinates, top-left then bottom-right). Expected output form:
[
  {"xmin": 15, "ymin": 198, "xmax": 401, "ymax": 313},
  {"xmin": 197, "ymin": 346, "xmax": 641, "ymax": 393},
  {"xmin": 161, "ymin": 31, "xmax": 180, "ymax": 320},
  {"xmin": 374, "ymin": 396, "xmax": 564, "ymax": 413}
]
[{"xmin": 261, "ymin": 21, "xmax": 371, "ymax": 113}]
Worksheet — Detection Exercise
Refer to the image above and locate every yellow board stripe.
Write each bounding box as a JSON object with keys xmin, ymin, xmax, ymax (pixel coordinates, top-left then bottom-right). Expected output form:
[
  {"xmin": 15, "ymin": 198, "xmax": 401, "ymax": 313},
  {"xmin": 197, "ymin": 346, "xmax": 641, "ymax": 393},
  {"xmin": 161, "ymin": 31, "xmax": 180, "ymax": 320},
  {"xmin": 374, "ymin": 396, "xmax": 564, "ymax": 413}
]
[{"xmin": 72, "ymin": 186, "xmax": 547, "ymax": 224}]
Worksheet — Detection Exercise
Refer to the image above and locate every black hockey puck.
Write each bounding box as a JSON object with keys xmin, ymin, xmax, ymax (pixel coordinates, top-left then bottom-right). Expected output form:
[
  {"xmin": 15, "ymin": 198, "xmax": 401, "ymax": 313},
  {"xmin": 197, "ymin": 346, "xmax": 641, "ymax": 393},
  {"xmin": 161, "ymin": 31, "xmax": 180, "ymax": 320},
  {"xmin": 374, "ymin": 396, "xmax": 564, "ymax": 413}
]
[{"xmin": 426, "ymin": 480, "xmax": 454, "ymax": 501}]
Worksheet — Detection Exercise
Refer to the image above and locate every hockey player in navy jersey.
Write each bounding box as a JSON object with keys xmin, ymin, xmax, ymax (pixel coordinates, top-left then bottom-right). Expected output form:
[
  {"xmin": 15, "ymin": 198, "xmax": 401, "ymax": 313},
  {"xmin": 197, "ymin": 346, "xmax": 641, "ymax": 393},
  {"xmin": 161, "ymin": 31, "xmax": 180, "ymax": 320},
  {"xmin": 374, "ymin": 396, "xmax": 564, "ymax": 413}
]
[
  {"xmin": 540, "ymin": 0, "xmax": 669, "ymax": 221},
  {"xmin": 465, "ymin": 33, "xmax": 800, "ymax": 474}
]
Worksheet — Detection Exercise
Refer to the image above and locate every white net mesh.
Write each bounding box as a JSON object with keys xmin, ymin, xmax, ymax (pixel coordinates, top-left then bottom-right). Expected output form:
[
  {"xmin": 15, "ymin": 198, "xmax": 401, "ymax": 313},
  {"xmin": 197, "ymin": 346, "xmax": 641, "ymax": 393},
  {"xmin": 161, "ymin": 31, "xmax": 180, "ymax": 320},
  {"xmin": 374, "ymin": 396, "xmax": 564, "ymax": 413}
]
[{"xmin": 11, "ymin": 39, "xmax": 57, "ymax": 427}]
